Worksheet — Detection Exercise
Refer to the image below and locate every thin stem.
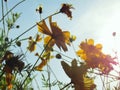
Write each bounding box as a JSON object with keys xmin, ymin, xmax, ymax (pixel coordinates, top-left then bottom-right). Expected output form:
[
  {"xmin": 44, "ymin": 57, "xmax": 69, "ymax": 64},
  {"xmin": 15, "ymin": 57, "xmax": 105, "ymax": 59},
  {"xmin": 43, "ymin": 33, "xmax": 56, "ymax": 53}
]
[
  {"xmin": 60, "ymin": 82, "xmax": 72, "ymax": 90},
  {"xmin": 100, "ymin": 74, "xmax": 106, "ymax": 90},
  {"xmin": 39, "ymin": 13, "xmax": 42, "ymax": 21},
  {"xmin": 47, "ymin": 64, "xmax": 51, "ymax": 90},
  {"xmin": 0, "ymin": 71, "xmax": 4, "ymax": 79},
  {"xmin": 21, "ymin": 38, "xmax": 53, "ymax": 87},
  {"xmin": 34, "ymin": 78, "xmax": 41, "ymax": 90},
  {"xmin": 47, "ymin": 65, "xmax": 61, "ymax": 89},
  {"xmin": 54, "ymin": 49, "xmax": 73, "ymax": 60},
  {"xmin": 0, "ymin": 0, "xmax": 26, "ymax": 22},
  {"xmin": 11, "ymin": 12, "xmax": 60, "ymax": 43},
  {"xmin": 1, "ymin": 0, "xmax": 6, "ymax": 34},
  {"xmin": 18, "ymin": 37, "xmax": 29, "ymax": 42},
  {"xmin": 19, "ymin": 47, "xmax": 41, "ymax": 89},
  {"xmin": 71, "ymin": 42, "xmax": 80, "ymax": 62},
  {"xmin": 5, "ymin": 0, "xmax": 9, "ymax": 35}
]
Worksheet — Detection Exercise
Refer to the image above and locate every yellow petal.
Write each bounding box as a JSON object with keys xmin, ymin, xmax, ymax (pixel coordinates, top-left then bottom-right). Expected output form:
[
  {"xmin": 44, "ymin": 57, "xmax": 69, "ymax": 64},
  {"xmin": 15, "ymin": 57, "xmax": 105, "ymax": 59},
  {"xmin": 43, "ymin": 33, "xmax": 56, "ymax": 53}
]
[
  {"xmin": 76, "ymin": 49, "xmax": 84, "ymax": 56},
  {"xmin": 37, "ymin": 20, "xmax": 51, "ymax": 35},
  {"xmin": 70, "ymin": 35, "xmax": 76, "ymax": 42},
  {"xmin": 63, "ymin": 31, "xmax": 70, "ymax": 45},
  {"xmin": 87, "ymin": 39, "xmax": 94, "ymax": 45},
  {"xmin": 95, "ymin": 44, "xmax": 102, "ymax": 50},
  {"xmin": 35, "ymin": 34, "xmax": 42, "ymax": 42},
  {"xmin": 49, "ymin": 16, "xmax": 63, "ymax": 36},
  {"xmin": 27, "ymin": 41, "xmax": 36, "ymax": 52},
  {"xmin": 7, "ymin": 84, "xmax": 13, "ymax": 90},
  {"xmin": 34, "ymin": 59, "xmax": 48, "ymax": 71},
  {"xmin": 44, "ymin": 36, "xmax": 55, "ymax": 48},
  {"xmin": 83, "ymin": 76, "xmax": 96, "ymax": 90}
]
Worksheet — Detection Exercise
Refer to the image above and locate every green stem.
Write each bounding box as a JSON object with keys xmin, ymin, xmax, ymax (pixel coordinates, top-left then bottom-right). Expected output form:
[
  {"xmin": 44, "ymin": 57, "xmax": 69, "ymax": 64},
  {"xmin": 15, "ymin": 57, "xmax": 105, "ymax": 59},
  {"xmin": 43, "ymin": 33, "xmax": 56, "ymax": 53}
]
[
  {"xmin": 71, "ymin": 42, "xmax": 81, "ymax": 63},
  {"xmin": 18, "ymin": 37, "xmax": 29, "ymax": 42},
  {"xmin": 47, "ymin": 65, "xmax": 61, "ymax": 89},
  {"xmin": 54, "ymin": 49, "xmax": 73, "ymax": 60},
  {"xmin": 1, "ymin": 0, "xmax": 6, "ymax": 34},
  {"xmin": 60, "ymin": 82, "xmax": 72, "ymax": 90},
  {"xmin": 0, "ymin": 71, "xmax": 4, "ymax": 79},
  {"xmin": 47, "ymin": 65, "xmax": 51, "ymax": 90},
  {"xmin": 21, "ymin": 38, "xmax": 53, "ymax": 87},
  {"xmin": 0, "ymin": 0, "xmax": 26, "ymax": 22}
]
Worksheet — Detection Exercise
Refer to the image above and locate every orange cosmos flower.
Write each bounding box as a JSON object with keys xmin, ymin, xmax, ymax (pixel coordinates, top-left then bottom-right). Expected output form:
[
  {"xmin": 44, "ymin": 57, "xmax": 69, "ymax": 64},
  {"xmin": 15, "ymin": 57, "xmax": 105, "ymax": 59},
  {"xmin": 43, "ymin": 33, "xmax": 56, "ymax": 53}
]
[
  {"xmin": 34, "ymin": 58, "xmax": 48, "ymax": 71},
  {"xmin": 37, "ymin": 16, "xmax": 70, "ymax": 51},
  {"xmin": 76, "ymin": 39, "xmax": 117, "ymax": 74},
  {"xmin": 34, "ymin": 51, "xmax": 53, "ymax": 71}
]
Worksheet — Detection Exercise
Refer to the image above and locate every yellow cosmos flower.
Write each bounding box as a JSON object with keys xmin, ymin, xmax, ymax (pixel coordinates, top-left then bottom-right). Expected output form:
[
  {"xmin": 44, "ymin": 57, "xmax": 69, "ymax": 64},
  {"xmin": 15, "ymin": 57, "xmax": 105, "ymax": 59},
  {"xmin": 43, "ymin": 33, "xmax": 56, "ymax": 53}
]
[
  {"xmin": 34, "ymin": 58, "xmax": 48, "ymax": 71},
  {"xmin": 37, "ymin": 16, "xmax": 70, "ymax": 51}
]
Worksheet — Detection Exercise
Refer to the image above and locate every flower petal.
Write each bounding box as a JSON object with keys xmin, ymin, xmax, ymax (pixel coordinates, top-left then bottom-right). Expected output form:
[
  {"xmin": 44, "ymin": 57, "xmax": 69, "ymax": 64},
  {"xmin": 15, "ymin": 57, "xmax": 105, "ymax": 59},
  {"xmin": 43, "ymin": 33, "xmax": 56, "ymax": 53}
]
[
  {"xmin": 63, "ymin": 31, "xmax": 70, "ymax": 45},
  {"xmin": 87, "ymin": 39, "xmax": 94, "ymax": 45},
  {"xmin": 34, "ymin": 59, "xmax": 48, "ymax": 71},
  {"xmin": 35, "ymin": 34, "xmax": 42, "ymax": 42},
  {"xmin": 49, "ymin": 16, "xmax": 68, "ymax": 51},
  {"xmin": 37, "ymin": 20, "xmax": 52, "ymax": 35},
  {"xmin": 27, "ymin": 40, "xmax": 36, "ymax": 52}
]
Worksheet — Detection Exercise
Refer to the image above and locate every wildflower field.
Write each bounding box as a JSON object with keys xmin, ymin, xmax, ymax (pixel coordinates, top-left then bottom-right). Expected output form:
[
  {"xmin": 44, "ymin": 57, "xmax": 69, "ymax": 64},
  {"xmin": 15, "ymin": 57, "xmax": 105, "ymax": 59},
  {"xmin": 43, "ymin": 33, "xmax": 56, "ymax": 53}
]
[{"xmin": 0, "ymin": 0, "xmax": 120, "ymax": 90}]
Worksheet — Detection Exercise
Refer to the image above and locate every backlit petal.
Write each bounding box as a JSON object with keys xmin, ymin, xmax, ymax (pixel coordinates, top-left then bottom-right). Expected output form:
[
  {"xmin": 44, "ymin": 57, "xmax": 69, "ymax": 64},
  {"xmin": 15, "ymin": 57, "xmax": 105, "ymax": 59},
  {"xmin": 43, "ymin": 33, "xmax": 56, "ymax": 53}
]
[
  {"xmin": 37, "ymin": 20, "xmax": 52, "ymax": 35},
  {"xmin": 87, "ymin": 39, "xmax": 94, "ymax": 45},
  {"xmin": 63, "ymin": 31, "xmax": 70, "ymax": 45}
]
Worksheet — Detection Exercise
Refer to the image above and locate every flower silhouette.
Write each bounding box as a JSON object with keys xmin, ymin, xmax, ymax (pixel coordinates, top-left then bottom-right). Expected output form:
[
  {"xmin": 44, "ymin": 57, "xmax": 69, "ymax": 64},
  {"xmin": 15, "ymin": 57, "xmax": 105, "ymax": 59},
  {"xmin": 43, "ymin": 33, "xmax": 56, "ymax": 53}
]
[
  {"xmin": 61, "ymin": 59, "xmax": 96, "ymax": 90},
  {"xmin": 60, "ymin": 3, "xmax": 74, "ymax": 19},
  {"xmin": 2, "ymin": 51, "xmax": 25, "ymax": 89},
  {"xmin": 37, "ymin": 16, "xmax": 70, "ymax": 51},
  {"xmin": 76, "ymin": 39, "xmax": 117, "ymax": 74}
]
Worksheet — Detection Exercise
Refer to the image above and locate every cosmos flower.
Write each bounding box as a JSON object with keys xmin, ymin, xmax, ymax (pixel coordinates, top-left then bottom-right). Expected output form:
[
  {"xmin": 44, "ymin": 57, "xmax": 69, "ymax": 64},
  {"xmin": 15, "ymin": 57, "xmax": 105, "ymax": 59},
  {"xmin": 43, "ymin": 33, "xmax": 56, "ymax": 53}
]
[
  {"xmin": 61, "ymin": 59, "xmax": 96, "ymax": 90},
  {"xmin": 34, "ymin": 51, "xmax": 54, "ymax": 71},
  {"xmin": 76, "ymin": 39, "xmax": 117, "ymax": 74},
  {"xmin": 27, "ymin": 34, "xmax": 42, "ymax": 52},
  {"xmin": 2, "ymin": 51, "xmax": 25, "ymax": 89},
  {"xmin": 34, "ymin": 58, "xmax": 49, "ymax": 71},
  {"xmin": 59, "ymin": 3, "xmax": 74, "ymax": 19},
  {"xmin": 37, "ymin": 16, "xmax": 70, "ymax": 51}
]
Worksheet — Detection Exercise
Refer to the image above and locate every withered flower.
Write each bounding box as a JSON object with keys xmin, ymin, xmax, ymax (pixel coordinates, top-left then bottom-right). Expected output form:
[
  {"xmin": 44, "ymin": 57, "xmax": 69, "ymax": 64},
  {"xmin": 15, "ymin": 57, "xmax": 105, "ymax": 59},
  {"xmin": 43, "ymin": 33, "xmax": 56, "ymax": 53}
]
[
  {"xmin": 2, "ymin": 51, "xmax": 25, "ymax": 89},
  {"xmin": 60, "ymin": 3, "xmax": 74, "ymax": 19},
  {"xmin": 36, "ymin": 5, "xmax": 43, "ymax": 14}
]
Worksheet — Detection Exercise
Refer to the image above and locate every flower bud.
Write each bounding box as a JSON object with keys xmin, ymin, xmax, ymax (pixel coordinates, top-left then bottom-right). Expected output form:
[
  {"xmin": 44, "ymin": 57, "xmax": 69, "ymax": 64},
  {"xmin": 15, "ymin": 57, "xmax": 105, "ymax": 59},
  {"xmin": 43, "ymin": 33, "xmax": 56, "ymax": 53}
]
[{"xmin": 56, "ymin": 54, "xmax": 62, "ymax": 59}]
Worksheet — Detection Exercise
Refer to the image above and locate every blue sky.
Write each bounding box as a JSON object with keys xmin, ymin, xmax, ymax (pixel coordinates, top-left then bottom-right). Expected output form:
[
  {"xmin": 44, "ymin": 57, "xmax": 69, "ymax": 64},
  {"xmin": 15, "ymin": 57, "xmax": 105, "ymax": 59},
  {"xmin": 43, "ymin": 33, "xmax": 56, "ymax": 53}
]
[{"xmin": 1, "ymin": 0, "xmax": 120, "ymax": 90}]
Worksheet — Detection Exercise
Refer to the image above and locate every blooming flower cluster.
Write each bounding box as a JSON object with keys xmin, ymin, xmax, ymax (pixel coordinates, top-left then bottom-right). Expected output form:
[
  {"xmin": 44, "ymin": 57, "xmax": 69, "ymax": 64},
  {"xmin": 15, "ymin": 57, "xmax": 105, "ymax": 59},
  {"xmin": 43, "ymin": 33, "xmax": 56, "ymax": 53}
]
[
  {"xmin": 76, "ymin": 39, "xmax": 117, "ymax": 74},
  {"xmin": 1, "ymin": 1, "xmax": 119, "ymax": 89},
  {"xmin": 1, "ymin": 51, "xmax": 25, "ymax": 89}
]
